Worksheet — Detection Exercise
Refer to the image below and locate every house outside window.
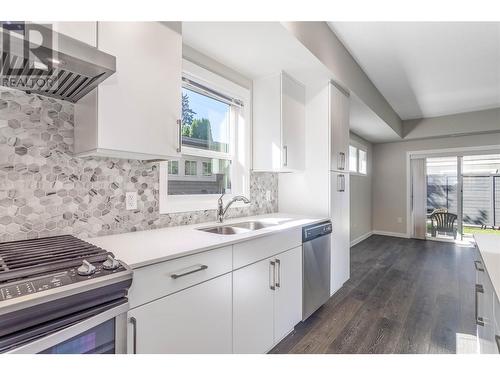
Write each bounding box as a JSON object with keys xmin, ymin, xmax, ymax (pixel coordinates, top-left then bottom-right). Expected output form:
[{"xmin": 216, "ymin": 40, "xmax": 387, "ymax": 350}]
[
  {"xmin": 202, "ymin": 161, "xmax": 212, "ymax": 176},
  {"xmin": 159, "ymin": 60, "xmax": 251, "ymax": 214},
  {"xmin": 168, "ymin": 160, "xmax": 179, "ymax": 175},
  {"xmin": 185, "ymin": 160, "xmax": 197, "ymax": 176}
]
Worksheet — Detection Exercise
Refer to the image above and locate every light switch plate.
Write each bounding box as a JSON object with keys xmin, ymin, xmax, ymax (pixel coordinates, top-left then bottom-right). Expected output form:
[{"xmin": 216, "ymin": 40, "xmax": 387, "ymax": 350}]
[{"xmin": 125, "ymin": 191, "xmax": 138, "ymax": 210}]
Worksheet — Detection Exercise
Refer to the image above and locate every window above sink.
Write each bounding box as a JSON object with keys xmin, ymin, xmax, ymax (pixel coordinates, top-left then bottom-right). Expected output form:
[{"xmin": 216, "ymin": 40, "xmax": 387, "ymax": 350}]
[{"xmin": 159, "ymin": 59, "xmax": 251, "ymax": 214}]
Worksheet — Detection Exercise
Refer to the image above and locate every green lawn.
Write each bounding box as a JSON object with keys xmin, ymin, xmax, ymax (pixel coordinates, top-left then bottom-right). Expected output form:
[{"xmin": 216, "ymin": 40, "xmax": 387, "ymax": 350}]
[{"xmin": 463, "ymin": 226, "xmax": 500, "ymax": 235}]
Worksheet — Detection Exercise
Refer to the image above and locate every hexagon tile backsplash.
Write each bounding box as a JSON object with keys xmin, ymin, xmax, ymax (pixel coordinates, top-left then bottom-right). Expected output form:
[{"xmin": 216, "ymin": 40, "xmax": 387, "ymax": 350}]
[{"xmin": 0, "ymin": 88, "xmax": 278, "ymax": 242}]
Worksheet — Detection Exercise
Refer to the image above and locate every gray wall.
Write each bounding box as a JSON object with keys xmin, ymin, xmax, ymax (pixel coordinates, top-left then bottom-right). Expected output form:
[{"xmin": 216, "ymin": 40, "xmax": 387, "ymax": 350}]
[
  {"xmin": 282, "ymin": 22, "xmax": 403, "ymax": 138},
  {"xmin": 403, "ymin": 107, "xmax": 500, "ymax": 140},
  {"xmin": 372, "ymin": 132, "xmax": 500, "ymax": 235},
  {"xmin": 349, "ymin": 133, "xmax": 373, "ymax": 243}
]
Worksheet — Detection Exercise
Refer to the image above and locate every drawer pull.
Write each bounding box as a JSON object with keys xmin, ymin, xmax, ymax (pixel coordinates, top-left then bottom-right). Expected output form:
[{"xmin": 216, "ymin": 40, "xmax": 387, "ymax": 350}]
[
  {"xmin": 170, "ymin": 264, "xmax": 208, "ymax": 279},
  {"xmin": 475, "ymin": 284, "xmax": 484, "ymax": 326},
  {"xmin": 496, "ymin": 335, "xmax": 500, "ymax": 354},
  {"xmin": 474, "ymin": 260, "xmax": 485, "ymax": 272}
]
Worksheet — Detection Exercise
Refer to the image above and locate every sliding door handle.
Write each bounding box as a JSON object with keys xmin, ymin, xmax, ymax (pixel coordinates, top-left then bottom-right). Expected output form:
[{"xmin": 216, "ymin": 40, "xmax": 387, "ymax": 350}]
[{"xmin": 283, "ymin": 146, "xmax": 288, "ymax": 167}]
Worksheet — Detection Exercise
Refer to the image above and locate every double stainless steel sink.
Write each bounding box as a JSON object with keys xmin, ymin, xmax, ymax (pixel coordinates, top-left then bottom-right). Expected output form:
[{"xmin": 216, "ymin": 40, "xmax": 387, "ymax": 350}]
[{"xmin": 198, "ymin": 220, "xmax": 278, "ymax": 235}]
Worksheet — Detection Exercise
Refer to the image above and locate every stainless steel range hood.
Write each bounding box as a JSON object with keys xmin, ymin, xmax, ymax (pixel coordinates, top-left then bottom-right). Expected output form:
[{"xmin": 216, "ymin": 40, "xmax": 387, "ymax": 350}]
[{"xmin": 0, "ymin": 23, "xmax": 115, "ymax": 102}]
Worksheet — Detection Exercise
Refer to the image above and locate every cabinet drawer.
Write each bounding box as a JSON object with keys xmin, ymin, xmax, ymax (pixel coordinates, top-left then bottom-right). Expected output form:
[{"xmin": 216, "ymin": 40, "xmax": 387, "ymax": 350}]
[
  {"xmin": 233, "ymin": 228, "xmax": 301, "ymax": 269},
  {"xmin": 127, "ymin": 274, "xmax": 232, "ymax": 353},
  {"xmin": 128, "ymin": 246, "xmax": 232, "ymax": 308}
]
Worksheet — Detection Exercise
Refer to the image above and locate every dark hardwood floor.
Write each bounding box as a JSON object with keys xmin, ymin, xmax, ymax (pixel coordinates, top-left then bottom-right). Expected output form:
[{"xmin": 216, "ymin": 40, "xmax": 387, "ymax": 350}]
[{"xmin": 270, "ymin": 235, "xmax": 478, "ymax": 354}]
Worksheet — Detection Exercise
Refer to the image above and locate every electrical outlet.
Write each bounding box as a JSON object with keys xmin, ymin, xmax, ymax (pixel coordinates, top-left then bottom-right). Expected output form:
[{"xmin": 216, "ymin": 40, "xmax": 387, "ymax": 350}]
[
  {"xmin": 266, "ymin": 190, "xmax": 271, "ymax": 201},
  {"xmin": 125, "ymin": 192, "xmax": 138, "ymax": 210}
]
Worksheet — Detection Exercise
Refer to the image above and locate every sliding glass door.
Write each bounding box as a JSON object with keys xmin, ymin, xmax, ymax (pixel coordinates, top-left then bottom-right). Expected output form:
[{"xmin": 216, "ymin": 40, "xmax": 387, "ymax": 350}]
[
  {"xmin": 417, "ymin": 153, "xmax": 500, "ymax": 241},
  {"xmin": 461, "ymin": 154, "xmax": 500, "ymax": 238},
  {"xmin": 425, "ymin": 156, "xmax": 459, "ymax": 240}
]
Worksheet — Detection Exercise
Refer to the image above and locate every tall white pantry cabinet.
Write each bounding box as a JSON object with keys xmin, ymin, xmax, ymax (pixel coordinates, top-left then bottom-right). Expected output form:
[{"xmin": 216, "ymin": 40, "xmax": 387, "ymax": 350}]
[{"xmin": 279, "ymin": 80, "xmax": 351, "ymax": 296}]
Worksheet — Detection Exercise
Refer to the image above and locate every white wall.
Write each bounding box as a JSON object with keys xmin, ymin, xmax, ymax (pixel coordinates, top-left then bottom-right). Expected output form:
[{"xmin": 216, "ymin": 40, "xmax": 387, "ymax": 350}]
[
  {"xmin": 349, "ymin": 133, "xmax": 373, "ymax": 244},
  {"xmin": 403, "ymin": 107, "xmax": 500, "ymax": 140},
  {"xmin": 372, "ymin": 132, "xmax": 500, "ymax": 235}
]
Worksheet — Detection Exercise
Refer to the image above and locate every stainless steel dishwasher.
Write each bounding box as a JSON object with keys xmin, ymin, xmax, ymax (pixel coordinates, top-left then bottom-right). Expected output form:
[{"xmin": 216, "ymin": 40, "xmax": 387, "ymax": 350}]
[{"xmin": 302, "ymin": 221, "xmax": 332, "ymax": 321}]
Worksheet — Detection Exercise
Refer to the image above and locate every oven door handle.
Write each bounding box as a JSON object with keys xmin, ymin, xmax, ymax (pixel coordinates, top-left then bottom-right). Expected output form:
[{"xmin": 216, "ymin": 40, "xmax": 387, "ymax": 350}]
[{"xmin": 4, "ymin": 301, "xmax": 129, "ymax": 354}]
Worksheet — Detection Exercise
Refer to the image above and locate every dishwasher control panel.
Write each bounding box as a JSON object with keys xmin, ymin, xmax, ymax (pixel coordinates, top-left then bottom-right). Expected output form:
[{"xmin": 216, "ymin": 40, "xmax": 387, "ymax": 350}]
[{"xmin": 302, "ymin": 221, "xmax": 332, "ymax": 242}]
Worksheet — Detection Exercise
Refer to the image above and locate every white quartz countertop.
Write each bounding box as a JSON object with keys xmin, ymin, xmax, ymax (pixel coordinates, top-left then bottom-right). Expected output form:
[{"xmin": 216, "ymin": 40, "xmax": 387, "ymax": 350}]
[
  {"xmin": 84, "ymin": 213, "xmax": 328, "ymax": 269},
  {"xmin": 474, "ymin": 234, "xmax": 500, "ymax": 299}
]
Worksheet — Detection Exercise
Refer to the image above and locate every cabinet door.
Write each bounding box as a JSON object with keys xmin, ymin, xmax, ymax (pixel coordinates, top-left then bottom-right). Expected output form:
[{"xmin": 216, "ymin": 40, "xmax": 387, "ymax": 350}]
[
  {"xmin": 50, "ymin": 22, "xmax": 97, "ymax": 46},
  {"xmin": 330, "ymin": 83, "xmax": 350, "ymax": 172},
  {"xmin": 281, "ymin": 73, "xmax": 305, "ymax": 171},
  {"xmin": 127, "ymin": 274, "xmax": 232, "ymax": 354},
  {"xmin": 330, "ymin": 172, "xmax": 350, "ymax": 295},
  {"xmin": 97, "ymin": 22, "xmax": 181, "ymax": 159},
  {"xmin": 477, "ymin": 274, "xmax": 497, "ymax": 354},
  {"xmin": 233, "ymin": 258, "xmax": 275, "ymax": 353},
  {"xmin": 274, "ymin": 246, "xmax": 302, "ymax": 343}
]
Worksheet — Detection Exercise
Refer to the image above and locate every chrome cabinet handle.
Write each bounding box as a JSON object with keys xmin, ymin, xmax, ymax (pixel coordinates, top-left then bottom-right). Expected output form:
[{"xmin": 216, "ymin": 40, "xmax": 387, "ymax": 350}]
[
  {"xmin": 269, "ymin": 260, "xmax": 276, "ymax": 290},
  {"xmin": 475, "ymin": 284, "xmax": 484, "ymax": 326},
  {"xmin": 474, "ymin": 260, "xmax": 485, "ymax": 272},
  {"xmin": 283, "ymin": 145, "xmax": 288, "ymax": 167},
  {"xmin": 176, "ymin": 119, "xmax": 182, "ymax": 153},
  {"xmin": 338, "ymin": 152, "xmax": 345, "ymax": 170},
  {"xmin": 275, "ymin": 258, "xmax": 281, "ymax": 288},
  {"xmin": 337, "ymin": 174, "xmax": 345, "ymax": 192},
  {"xmin": 170, "ymin": 264, "xmax": 208, "ymax": 279},
  {"xmin": 495, "ymin": 335, "xmax": 500, "ymax": 353},
  {"xmin": 130, "ymin": 317, "xmax": 137, "ymax": 354}
]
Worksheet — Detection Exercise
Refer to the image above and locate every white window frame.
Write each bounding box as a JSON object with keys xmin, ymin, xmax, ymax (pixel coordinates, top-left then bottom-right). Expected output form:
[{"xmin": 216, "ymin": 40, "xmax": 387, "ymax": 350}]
[
  {"xmin": 349, "ymin": 142, "xmax": 368, "ymax": 176},
  {"xmin": 159, "ymin": 59, "xmax": 251, "ymax": 214}
]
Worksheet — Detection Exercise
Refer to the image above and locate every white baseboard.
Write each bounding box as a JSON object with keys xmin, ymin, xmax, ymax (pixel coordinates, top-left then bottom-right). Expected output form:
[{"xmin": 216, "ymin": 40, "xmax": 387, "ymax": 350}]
[
  {"xmin": 372, "ymin": 230, "xmax": 410, "ymax": 239},
  {"xmin": 350, "ymin": 231, "xmax": 374, "ymax": 247}
]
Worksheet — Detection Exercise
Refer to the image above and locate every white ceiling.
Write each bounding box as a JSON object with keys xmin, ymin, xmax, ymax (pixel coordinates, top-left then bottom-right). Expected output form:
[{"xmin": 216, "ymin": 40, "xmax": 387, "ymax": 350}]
[
  {"xmin": 183, "ymin": 22, "xmax": 401, "ymax": 143},
  {"xmin": 328, "ymin": 22, "xmax": 500, "ymax": 120},
  {"xmin": 183, "ymin": 22, "xmax": 332, "ymax": 89}
]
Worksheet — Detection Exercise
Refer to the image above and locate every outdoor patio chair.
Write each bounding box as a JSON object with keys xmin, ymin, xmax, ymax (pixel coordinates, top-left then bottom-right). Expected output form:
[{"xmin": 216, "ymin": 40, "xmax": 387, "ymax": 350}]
[{"xmin": 430, "ymin": 211, "xmax": 458, "ymax": 239}]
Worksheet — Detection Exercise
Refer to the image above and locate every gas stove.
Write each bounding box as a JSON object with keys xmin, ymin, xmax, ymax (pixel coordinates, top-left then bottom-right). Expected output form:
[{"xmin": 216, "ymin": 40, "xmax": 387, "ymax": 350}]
[{"xmin": 0, "ymin": 235, "xmax": 132, "ymax": 353}]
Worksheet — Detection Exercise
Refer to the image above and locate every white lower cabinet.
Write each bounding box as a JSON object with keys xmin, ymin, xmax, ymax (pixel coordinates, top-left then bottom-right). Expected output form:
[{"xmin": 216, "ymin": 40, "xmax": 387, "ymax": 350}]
[
  {"xmin": 475, "ymin": 256, "xmax": 500, "ymax": 354},
  {"xmin": 274, "ymin": 246, "xmax": 302, "ymax": 343},
  {"xmin": 233, "ymin": 257, "xmax": 275, "ymax": 353},
  {"xmin": 233, "ymin": 246, "xmax": 302, "ymax": 353},
  {"xmin": 127, "ymin": 273, "xmax": 232, "ymax": 354}
]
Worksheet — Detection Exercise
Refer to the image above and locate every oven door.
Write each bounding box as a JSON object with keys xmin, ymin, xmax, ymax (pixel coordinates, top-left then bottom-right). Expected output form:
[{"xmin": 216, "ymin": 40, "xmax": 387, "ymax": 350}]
[{"xmin": 6, "ymin": 302, "xmax": 128, "ymax": 354}]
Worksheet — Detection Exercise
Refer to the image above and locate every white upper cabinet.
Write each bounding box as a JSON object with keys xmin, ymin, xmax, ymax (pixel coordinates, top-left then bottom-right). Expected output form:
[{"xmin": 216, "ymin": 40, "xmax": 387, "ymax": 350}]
[
  {"xmin": 253, "ymin": 72, "xmax": 305, "ymax": 172},
  {"xmin": 49, "ymin": 22, "xmax": 97, "ymax": 46},
  {"xmin": 330, "ymin": 82, "xmax": 350, "ymax": 172},
  {"xmin": 74, "ymin": 22, "xmax": 182, "ymax": 160}
]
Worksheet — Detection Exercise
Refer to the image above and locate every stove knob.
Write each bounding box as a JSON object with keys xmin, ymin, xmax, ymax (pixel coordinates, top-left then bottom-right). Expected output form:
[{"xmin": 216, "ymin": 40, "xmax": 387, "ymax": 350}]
[
  {"xmin": 102, "ymin": 255, "xmax": 120, "ymax": 270},
  {"xmin": 77, "ymin": 260, "xmax": 96, "ymax": 276}
]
